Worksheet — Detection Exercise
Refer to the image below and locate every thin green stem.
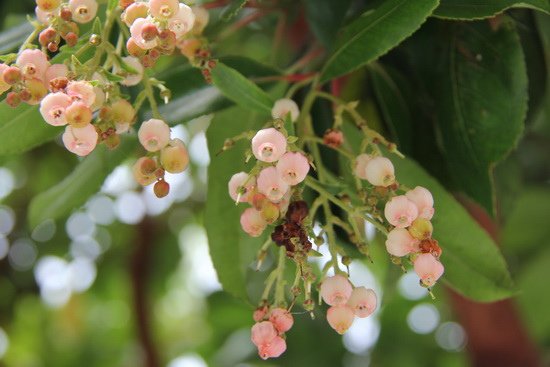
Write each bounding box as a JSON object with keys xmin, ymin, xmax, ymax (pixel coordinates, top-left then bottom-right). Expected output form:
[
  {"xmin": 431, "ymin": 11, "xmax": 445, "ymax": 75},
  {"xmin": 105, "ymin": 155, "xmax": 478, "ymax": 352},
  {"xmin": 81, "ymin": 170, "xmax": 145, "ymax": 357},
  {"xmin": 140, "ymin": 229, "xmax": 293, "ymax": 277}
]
[
  {"xmin": 261, "ymin": 269, "xmax": 278, "ymax": 301},
  {"xmin": 142, "ymin": 74, "xmax": 161, "ymax": 119},
  {"xmin": 274, "ymin": 247, "xmax": 287, "ymax": 305},
  {"xmin": 18, "ymin": 25, "xmax": 44, "ymax": 55},
  {"xmin": 86, "ymin": 7, "xmax": 121, "ymax": 79}
]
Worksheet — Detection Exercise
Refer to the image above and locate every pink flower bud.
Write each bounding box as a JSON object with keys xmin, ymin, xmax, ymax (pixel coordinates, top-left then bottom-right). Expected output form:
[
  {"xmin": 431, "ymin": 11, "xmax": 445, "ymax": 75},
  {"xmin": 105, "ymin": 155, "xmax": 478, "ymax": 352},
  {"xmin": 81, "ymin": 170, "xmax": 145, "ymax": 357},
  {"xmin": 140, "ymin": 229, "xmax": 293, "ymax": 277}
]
[
  {"xmin": 45, "ymin": 64, "xmax": 68, "ymax": 85},
  {"xmin": 257, "ymin": 166, "xmax": 289, "ymax": 202},
  {"xmin": 251, "ymin": 128, "xmax": 287, "ymax": 163},
  {"xmin": 364, "ymin": 156, "xmax": 395, "ymax": 187},
  {"xmin": 240, "ymin": 208, "xmax": 267, "ymax": 237},
  {"xmin": 320, "ymin": 274, "xmax": 353, "ymax": 306},
  {"xmin": 168, "ymin": 3, "xmax": 196, "ymax": 38},
  {"xmin": 0, "ymin": 64, "xmax": 10, "ymax": 93},
  {"xmin": 276, "ymin": 152, "xmax": 309, "ymax": 186},
  {"xmin": 150, "ymin": 0, "xmax": 179, "ymax": 19},
  {"xmin": 269, "ymin": 308, "xmax": 294, "ymax": 334},
  {"xmin": 323, "ymin": 129, "xmax": 344, "ymax": 148},
  {"xmin": 228, "ymin": 172, "xmax": 256, "ymax": 203},
  {"xmin": 62, "ymin": 124, "xmax": 98, "ymax": 156},
  {"xmin": 406, "ymin": 186, "xmax": 435, "ymax": 220},
  {"xmin": 66, "ymin": 80, "xmax": 96, "ymax": 107},
  {"xmin": 68, "ymin": 0, "xmax": 98, "ymax": 23},
  {"xmin": 160, "ymin": 138, "xmax": 189, "ymax": 173},
  {"xmin": 65, "ymin": 101, "xmax": 93, "ymax": 127},
  {"xmin": 347, "ymin": 287, "xmax": 377, "ymax": 318},
  {"xmin": 138, "ymin": 118, "xmax": 170, "ymax": 152},
  {"xmin": 253, "ymin": 306, "xmax": 268, "ymax": 322},
  {"xmin": 122, "ymin": 2, "xmax": 149, "ymax": 26},
  {"xmin": 271, "ymin": 98, "xmax": 299, "ymax": 122},
  {"xmin": 326, "ymin": 305, "xmax": 355, "ymax": 334},
  {"xmin": 353, "ymin": 154, "xmax": 371, "ymax": 180},
  {"xmin": 251, "ymin": 321, "xmax": 277, "ymax": 347},
  {"xmin": 16, "ymin": 49, "xmax": 50, "ymax": 79},
  {"xmin": 257, "ymin": 336, "xmax": 286, "ymax": 360},
  {"xmin": 384, "ymin": 195, "xmax": 418, "ymax": 228},
  {"xmin": 39, "ymin": 92, "xmax": 72, "ymax": 126},
  {"xmin": 414, "ymin": 253, "xmax": 444, "ymax": 287},
  {"xmin": 130, "ymin": 18, "xmax": 159, "ymax": 50},
  {"xmin": 385, "ymin": 228, "xmax": 420, "ymax": 257},
  {"xmin": 3, "ymin": 66, "xmax": 22, "ymax": 85}
]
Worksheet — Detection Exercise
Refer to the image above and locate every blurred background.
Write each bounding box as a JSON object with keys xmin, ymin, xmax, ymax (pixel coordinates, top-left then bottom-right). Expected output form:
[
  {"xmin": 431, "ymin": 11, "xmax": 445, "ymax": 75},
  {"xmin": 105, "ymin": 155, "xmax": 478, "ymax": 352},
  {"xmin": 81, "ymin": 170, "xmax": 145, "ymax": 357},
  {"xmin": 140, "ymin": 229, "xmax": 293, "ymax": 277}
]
[{"xmin": 1, "ymin": 1, "xmax": 550, "ymax": 366}]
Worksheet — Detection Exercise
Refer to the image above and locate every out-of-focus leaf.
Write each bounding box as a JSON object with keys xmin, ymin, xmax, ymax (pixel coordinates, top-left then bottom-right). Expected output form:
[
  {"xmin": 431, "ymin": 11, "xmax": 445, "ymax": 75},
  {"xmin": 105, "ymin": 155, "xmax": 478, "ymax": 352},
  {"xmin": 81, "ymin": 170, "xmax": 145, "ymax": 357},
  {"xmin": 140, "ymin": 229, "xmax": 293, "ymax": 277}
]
[
  {"xmin": 430, "ymin": 19, "xmax": 527, "ymax": 214},
  {"xmin": 391, "ymin": 156, "xmax": 516, "ymax": 302},
  {"xmin": 320, "ymin": 0, "xmax": 439, "ymax": 83},
  {"xmin": 304, "ymin": 0, "xmax": 351, "ymax": 48},
  {"xmin": 0, "ymin": 20, "xmax": 32, "ymax": 54},
  {"xmin": 211, "ymin": 62, "xmax": 273, "ymax": 114},
  {"xmin": 204, "ymin": 106, "xmax": 268, "ymax": 301},
  {"xmin": 434, "ymin": 0, "xmax": 550, "ymax": 19},
  {"xmin": 28, "ymin": 138, "xmax": 135, "ymax": 228}
]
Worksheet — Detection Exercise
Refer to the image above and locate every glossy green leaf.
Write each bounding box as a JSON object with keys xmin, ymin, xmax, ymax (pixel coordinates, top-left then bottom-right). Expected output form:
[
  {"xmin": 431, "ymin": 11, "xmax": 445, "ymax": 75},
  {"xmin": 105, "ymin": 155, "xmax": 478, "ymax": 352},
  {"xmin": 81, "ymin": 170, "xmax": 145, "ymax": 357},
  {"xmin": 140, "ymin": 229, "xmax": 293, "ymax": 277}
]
[
  {"xmin": 211, "ymin": 62, "xmax": 274, "ymax": 114},
  {"xmin": 304, "ymin": 0, "xmax": 351, "ymax": 48},
  {"xmin": 391, "ymin": 156, "xmax": 516, "ymax": 302},
  {"xmin": 320, "ymin": 0, "xmax": 439, "ymax": 83},
  {"xmin": 434, "ymin": 0, "xmax": 550, "ymax": 19},
  {"xmin": 28, "ymin": 139, "xmax": 135, "ymax": 228},
  {"xmin": 431, "ymin": 20, "xmax": 527, "ymax": 214},
  {"xmin": 204, "ymin": 106, "xmax": 268, "ymax": 301},
  {"xmin": 0, "ymin": 20, "xmax": 32, "ymax": 54}
]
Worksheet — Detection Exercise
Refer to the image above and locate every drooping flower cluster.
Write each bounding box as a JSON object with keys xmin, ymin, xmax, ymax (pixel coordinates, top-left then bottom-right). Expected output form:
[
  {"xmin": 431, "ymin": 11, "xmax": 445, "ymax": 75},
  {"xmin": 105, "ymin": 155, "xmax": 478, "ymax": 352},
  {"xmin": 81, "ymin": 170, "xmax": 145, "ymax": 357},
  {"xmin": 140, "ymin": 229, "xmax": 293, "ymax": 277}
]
[
  {"xmin": 228, "ymin": 99, "xmax": 310, "ymax": 239},
  {"xmin": 133, "ymin": 118, "xmax": 189, "ymax": 197},
  {"xmin": 320, "ymin": 275, "xmax": 377, "ymax": 334},
  {"xmin": 250, "ymin": 306, "xmax": 294, "ymax": 359}
]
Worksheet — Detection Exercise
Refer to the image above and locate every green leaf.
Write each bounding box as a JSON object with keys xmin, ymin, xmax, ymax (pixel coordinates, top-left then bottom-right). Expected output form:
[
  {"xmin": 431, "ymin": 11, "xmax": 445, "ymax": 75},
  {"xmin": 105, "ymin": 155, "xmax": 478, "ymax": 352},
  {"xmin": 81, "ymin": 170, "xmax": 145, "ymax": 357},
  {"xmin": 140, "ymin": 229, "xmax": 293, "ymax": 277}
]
[
  {"xmin": 304, "ymin": 0, "xmax": 351, "ymax": 48},
  {"xmin": 391, "ymin": 156, "xmax": 516, "ymax": 302},
  {"xmin": 369, "ymin": 63, "xmax": 413, "ymax": 154},
  {"xmin": 434, "ymin": 0, "xmax": 550, "ymax": 19},
  {"xmin": 431, "ymin": 20, "xmax": 528, "ymax": 214},
  {"xmin": 320, "ymin": 0, "xmax": 439, "ymax": 83},
  {"xmin": 28, "ymin": 139, "xmax": 135, "ymax": 228},
  {"xmin": 159, "ymin": 56, "xmax": 279, "ymax": 124},
  {"xmin": 0, "ymin": 103, "xmax": 61, "ymax": 156},
  {"xmin": 0, "ymin": 20, "xmax": 32, "ymax": 54},
  {"xmin": 204, "ymin": 106, "xmax": 268, "ymax": 301},
  {"xmin": 211, "ymin": 62, "xmax": 274, "ymax": 114}
]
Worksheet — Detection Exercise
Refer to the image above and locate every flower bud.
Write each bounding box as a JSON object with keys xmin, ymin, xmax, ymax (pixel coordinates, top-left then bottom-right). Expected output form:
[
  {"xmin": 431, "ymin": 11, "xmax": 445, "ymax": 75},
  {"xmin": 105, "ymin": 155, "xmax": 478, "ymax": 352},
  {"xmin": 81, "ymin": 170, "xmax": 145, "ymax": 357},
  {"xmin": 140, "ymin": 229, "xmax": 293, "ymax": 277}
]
[
  {"xmin": 384, "ymin": 195, "xmax": 418, "ymax": 228},
  {"xmin": 111, "ymin": 99, "xmax": 136, "ymax": 124},
  {"xmin": 364, "ymin": 156, "xmax": 395, "ymax": 187},
  {"xmin": 138, "ymin": 118, "xmax": 170, "ymax": 152},
  {"xmin": 406, "ymin": 186, "xmax": 435, "ymax": 220},
  {"xmin": 347, "ymin": 287, "xmax": 377, "ymax": 318},
  {"xmin": 269, "ymin": 308, "xmax": 293, "ymax": 334},
  {"xmin": 326, "ymin": 305, "xmax": 355, "ymax": 334},
  {"xmin": 260, "ymin": 200, "xmax": 279, "ymax": 224},
  {"xmin": 323, "ymin": 129, "xmax": 344, "ymax": 148},
  {"xmin": 154, "ymin": 179, "xmax": 170, "ymax": 198},
  {"xmin": 251, "ymin": 127, "xmax": 287, "ymax": 163},
  {"xmin": 271, "ymin": 98, "xmax": 300, "ymax": 122},
  {"xmin": 413, "ymin": 253, "xmax": 444, "ymax": 287},
  {"xmin": 320, "ymin": 274, "xmax": 353, "ymax": 306},
  {"xmin": 276, "ymin": 151, "xmax": 309, "ymax": 186},
  {"xmin": 257, "ymin": 166, "xmax": 289, "ymax": 202},
  {"xmin": 5, "ymin": 92, "xmax": 21, "ymax": 108},
  {"xmin": 3, "ymin": 66, "xmax": 22, "ymax": 85},
  {"xmin": 385, "ymin": 228, "xmax": 420, "ymax": 257},
  {"xmin": 253, "ymin": 306, "xmax": 268, "ymax": 322},
  {"xmin": 160, "ymin": 138, "xmax": 189, "ymax": 173},
  {"xmin": 408, "ymin": 218, "xmax": 433, "ymax": 240}
]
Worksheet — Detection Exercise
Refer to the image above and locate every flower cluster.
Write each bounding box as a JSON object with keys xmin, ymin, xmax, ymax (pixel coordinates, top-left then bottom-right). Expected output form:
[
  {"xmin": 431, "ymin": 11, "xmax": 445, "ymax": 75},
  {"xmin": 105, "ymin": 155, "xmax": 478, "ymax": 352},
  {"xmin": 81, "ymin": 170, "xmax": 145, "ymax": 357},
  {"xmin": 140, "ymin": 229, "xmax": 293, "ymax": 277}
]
[
  {"xmin": 35, "ymin": 0, "xmax": 98, "ymax": 52},
  {"xmin": 122, "ymin": 0, "xmax": 200, "ymax": 67},
  {"xmin": 228, "ymin": 99, "xmax": 310, "ymax": 239},
  {"xmin": 133, "ymin": 118, "xmax": 189, "ymax": 197},
  {"xmin": 320, "ymin": 275, "xmax": 377, "ymax": 334},
  {"xmin": 250, "ymin": 306, "xmax": 294, "ymax": 359}
]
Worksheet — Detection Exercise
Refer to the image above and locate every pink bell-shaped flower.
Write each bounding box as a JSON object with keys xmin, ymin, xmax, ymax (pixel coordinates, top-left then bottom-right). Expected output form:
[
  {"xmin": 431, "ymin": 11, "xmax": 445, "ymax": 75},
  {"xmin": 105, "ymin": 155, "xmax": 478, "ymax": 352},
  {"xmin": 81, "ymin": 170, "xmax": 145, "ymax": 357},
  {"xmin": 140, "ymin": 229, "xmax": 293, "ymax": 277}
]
[
  {"xmin": 414, "ymin": 253, "xmax": 444, "ymax": 287},
  {"xmin": 385, "ymin": 228, "xmax": 420, "ymax": 257},
  {"xmin": 251, "ymin": 128, "xmax": 287, "ymax": 163},
  {"xmin": 326, "ymin": 305, "xmax": 355, "ymax": 334},
  {"xmin": 320, "ymin": 274, "xmax": 353, "ymax": 306},
  {"xmin": 364, "ymin": 156, "xmax": 395, "ymax": 187},
  {"xmin": 138, "ymin": 118, "xmax": 171, "ymax": 152},
  {"xmin": 384, "ymin": 195, "xmax": 419, "ymax": 228},
  {"xmin": 347, "ymin": 286, "xmax": 377, "ymax": 318},
  {"xmin": 240, "ymin": 208, "xmax": 267, "ymax": 237},
  {"xmin": 276, "ymin": 151, "xmax": 309, "ymax": 186},
  {"xmin": 406, "ymin": 186, "xmax": 435, "ymax": 220},
  {"xmin": 62, "ymin": 124, "xmax": 98, "ymax": 156},
  {"xmin": 257, "ymin": 166, "xmax": 289, "ymax": 202},
  {"xmin": 269, "ymin": 308, "xmax": 294, "ymax": 334},
  {"xmin": 39, "ymin": 92, "xmax": 72, "ymax": 126}
]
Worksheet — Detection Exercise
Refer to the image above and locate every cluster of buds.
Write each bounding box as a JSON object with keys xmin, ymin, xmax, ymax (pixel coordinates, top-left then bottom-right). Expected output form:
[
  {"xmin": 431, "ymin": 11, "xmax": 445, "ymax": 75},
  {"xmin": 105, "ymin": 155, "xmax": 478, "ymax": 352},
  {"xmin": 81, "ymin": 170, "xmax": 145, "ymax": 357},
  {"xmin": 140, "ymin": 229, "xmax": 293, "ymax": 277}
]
[
  {"xmin": 121, "ymin": 0, "xmax": 206, "ymax": 68},
  {"xmin": 133, "ymin": 118, "xmax": 189, "ymax": 198},
  {"xmin": 228, "ymin": 99, "xmax": 309, "ymax": 238},
  {"xmin": 250, "ymin": 306, "xmax": 294, "ymax": 359},
  {"xmin": 35, "ymin": 0, "xmax": 98, "ymax": 52},
  {"xmin": 320, "ymin": 275, "xmax": 377, "ymax": 334}
]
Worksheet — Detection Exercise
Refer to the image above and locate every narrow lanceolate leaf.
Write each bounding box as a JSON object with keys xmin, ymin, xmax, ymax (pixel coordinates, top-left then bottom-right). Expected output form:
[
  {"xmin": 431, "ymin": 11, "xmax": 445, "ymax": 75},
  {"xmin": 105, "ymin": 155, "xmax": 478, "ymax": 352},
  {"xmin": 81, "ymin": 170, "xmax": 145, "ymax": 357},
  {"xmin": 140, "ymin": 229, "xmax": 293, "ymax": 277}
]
[
  {"xmin": 434, "ymin": 0, "xmax": 550, "ymax": 19},
  {"xmin": 0, "ymin": 103, "xmax": 61, "ymax": 156},
  {"xmin": 211, "ymin": 62, "xmax": 274, "ymax": 114},
  {"xmin": 304, "ymin": 0, "xmax": 352, "ymax": 48},
  {"xmin": 392, "ymin": 156, "xmax": 516, "ymax": 302},
  {"xmin": 320, "ymin": 0, "xmax": 439, "ymax": 83},
  {"xmin": 205, "ymin": 106, "xmax": 268, "ymax": 301},
  {"xmin": 28, "ymin": 139, "xmax": 135, "ymax": 228},
  {"xmin": 432, "ymin": 19, "xmax": 527, "ymax": 214}
]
